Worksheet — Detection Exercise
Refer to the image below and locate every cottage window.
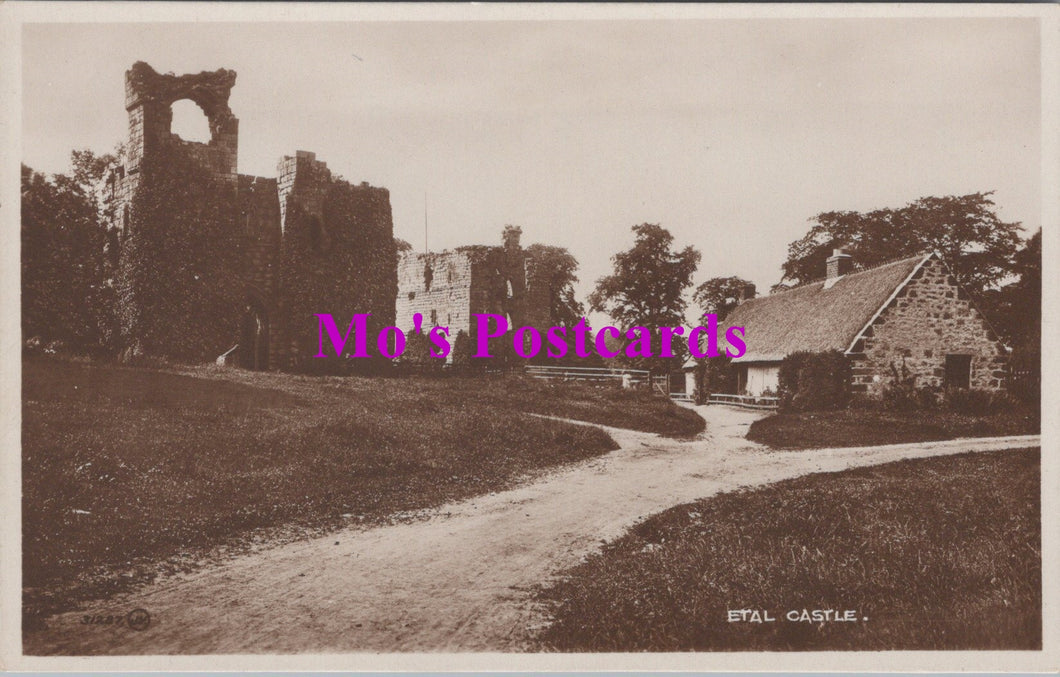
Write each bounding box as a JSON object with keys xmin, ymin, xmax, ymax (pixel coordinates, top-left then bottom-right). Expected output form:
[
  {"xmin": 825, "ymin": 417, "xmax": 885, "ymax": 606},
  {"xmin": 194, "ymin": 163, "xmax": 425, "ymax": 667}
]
[
  {"xmin": 430, "ymin": 309, "xmax": 438, "ymax": 325},
  {"xmin": 944, "ymin": 354, "xmax": 972, "ymax": 389}
]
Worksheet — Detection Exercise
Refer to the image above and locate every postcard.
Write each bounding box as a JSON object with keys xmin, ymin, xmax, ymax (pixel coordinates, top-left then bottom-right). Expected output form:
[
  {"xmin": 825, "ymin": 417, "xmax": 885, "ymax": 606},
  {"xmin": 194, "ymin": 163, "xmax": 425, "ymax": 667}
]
[{"xmin": 1, "ymin": 2, "xmax": 1055, "ymax": 672}]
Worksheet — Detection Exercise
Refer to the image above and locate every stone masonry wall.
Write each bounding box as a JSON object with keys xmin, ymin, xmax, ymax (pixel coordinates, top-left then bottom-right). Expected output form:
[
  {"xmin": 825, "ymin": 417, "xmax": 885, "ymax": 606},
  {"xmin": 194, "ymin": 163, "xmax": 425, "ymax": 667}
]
[
  {"xmin": 99, "ymin": 62, "xmax": 396, "ymax": 371},
  {"xmin": 394, "ymin": 228, "xmax": 554, "ymax": 355},
  {"xmin": 849, "ymin": 255, "xmax": 1007, "ymax": 395},
  {"xmin": 395, "ymin": 251, "xmax": 475, "ymax": 335},
  {"xmin": 107, "ymin": 63, "xmax": 247, "ymax": 362},
  {"xmin": 276, "ymin": 152, "xmax": 396, "ymax": 373},
  {"xmin": 123, "ymin": 62, "xmax": 239, "ymax": 182},
  {"xmin": 521, "ymin": 256, "xmax": 552, "ymax": 330}
]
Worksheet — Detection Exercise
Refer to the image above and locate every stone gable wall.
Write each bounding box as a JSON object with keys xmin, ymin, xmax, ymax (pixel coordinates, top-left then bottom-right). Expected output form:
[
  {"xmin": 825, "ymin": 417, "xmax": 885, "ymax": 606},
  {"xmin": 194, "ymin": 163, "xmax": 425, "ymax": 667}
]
[{"xmin": 849, "ymin": 255, "xmax": 1007, "ymax": 394}]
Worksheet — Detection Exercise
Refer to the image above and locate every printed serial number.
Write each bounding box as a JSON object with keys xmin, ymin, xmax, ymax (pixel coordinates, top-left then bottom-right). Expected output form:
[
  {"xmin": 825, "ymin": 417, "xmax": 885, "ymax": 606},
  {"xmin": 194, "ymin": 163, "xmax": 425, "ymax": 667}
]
[{"xmin": 80, "ymin": 608, "xmax": 152, "ymax": 631}]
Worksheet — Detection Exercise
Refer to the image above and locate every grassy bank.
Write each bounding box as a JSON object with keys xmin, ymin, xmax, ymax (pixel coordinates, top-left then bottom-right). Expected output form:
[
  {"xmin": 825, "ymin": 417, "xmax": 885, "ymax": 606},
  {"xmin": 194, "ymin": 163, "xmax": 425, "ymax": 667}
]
[
  {"xmin": 747, "ymin": 408, "xmax": 1039, "ymax": 449},
  {"xmin": 535, "ymin": 448, "xmax": 1040, "ymax": 651},
  {"xmin": 23, "ymin": 357, "xmax": 696, "ymax": 625},
  {"xmin": 483, "ymin": 377, "xmax": 704, "ymax": 438}
]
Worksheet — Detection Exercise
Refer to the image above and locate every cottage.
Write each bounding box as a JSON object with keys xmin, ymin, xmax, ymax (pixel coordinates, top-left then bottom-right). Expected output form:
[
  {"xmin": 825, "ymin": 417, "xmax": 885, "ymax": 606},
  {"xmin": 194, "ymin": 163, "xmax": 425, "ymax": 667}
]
[{"xmin": 690, "ymin": 249, "xmax": 1008, "ymax": 398}]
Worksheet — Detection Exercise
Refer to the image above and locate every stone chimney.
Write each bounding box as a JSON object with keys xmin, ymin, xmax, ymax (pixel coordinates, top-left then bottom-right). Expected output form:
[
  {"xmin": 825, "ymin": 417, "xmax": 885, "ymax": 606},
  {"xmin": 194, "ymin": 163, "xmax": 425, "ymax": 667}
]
[
  {"xmin": 826, "ymin": 248, "xmax": 854, "ymax": 280},
  {"xmin": 738, "ymin": 282, "xmax": 756, "ymax": 304}
]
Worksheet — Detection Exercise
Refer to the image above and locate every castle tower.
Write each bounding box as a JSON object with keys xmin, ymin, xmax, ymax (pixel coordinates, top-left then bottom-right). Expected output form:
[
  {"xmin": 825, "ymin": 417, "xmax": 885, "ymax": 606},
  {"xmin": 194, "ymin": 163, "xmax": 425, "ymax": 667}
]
[
  {"xmin": 98, "ymin": 61, "xmax": 396, "ymax": 372},
  {"xmin": 104, "ymin": 63, "xmax": 251, "ymax": 364},
  {"xmin": 123, "ymin": 61, "xmax": 239, "ymax": 181}
]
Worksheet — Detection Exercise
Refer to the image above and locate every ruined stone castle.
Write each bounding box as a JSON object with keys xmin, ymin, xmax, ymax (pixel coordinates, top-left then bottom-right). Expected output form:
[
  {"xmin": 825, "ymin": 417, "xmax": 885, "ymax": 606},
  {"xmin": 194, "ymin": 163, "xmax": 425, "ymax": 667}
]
[
  {"xmin": 395, "ymin": 226, "xmax": 552, "ymax": 351},
  {"xmin": 98, "ymin": 62, "xmax": 555, "ymax": 371},
  {"xmin": 99, "ymin": 62, "xmax": 396, "ymax": 372}
]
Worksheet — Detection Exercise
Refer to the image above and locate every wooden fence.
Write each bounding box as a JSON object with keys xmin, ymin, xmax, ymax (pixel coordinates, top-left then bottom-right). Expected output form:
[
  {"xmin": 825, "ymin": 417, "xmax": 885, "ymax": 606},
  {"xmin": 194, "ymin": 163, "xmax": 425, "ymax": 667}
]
[
  {"xmin": 705, "ymin": 393, "xmax": 780, "ymax": 410},
  {"xmin": 525, "ymin": 365, "xmax": 670, "ymax": 395}
]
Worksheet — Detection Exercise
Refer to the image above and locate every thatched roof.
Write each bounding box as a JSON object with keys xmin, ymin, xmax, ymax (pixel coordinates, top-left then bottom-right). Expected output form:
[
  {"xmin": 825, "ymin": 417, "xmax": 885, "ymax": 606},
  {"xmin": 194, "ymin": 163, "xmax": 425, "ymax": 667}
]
[{"xmin": 715, "ymin": 253, "xmax": 931, "ymax": 363}]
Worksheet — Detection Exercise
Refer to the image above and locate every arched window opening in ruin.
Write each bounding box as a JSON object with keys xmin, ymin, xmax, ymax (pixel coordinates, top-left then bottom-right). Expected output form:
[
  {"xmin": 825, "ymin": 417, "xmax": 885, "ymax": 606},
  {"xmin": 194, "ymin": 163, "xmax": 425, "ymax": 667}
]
[
  {"xmin": 424, "ymin": 262, "xmax": 434, "ymax": 291},
  {"xmin": 170, "ymin": 99, "xmax": 212, "ymax": 144},
  {"xmin": 122, "ymin": 205, "xmax": 131, "ymax": 237},
  {"xmin": 308, "ymin": 215, "xmax": 325, "ymax": 253}
]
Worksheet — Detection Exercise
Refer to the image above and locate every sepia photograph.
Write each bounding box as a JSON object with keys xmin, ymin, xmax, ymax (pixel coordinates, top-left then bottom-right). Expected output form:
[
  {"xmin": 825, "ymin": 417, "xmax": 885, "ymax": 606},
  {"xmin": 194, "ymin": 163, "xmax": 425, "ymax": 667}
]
[{"xmin": 1, "ymin": 2, "xmax": 1055, "ymax": 672}]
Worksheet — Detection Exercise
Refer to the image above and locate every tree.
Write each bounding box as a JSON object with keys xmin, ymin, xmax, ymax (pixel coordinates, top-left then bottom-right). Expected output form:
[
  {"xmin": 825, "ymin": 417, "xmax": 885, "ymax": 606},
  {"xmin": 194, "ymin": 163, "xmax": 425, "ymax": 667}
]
[
  {"xmin": 588, "ymin": 223, "xmax": 700, "ymax": 370},
  {"xmin": 781, "ymin": 192, "xmax": 1022, "ymax": 299},
  {"xmin": 71, "ymin": 148, "xmax": 119, "ymax": 193},
  {"xmin": 525, "ymin": 243, "xmax": 584, "ymax": 327},
  {"xmin": 693, "ymin": 276, "xmax": 754, "ymax": 323},
  {"xmin": 21, "ymin": 154, "xmax": 115, "ymax": 354},
  {"xmin": 980, "ymin": 228, "xmax": 1040, "ymax": 354},
  {"xmin": 399, "ymin": 330, "xmax": 444, "ymax": 373}
]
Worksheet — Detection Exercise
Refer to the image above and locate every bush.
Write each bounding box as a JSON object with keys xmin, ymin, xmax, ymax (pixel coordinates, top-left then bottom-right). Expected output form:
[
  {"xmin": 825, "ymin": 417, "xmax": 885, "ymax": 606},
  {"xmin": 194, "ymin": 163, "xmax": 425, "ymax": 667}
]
[
  {"xmin": 871, "ymin": 360, "xmax": 1021, "ymax": 415},
  {"xmin": 449, "ymin": 330, "xmax": 474, "ymax": 373},
  {"xmin": 874, "ymin": 360, "xmax": 939, "ymax": 412},
  {"xmin": 449, "ymin": 329, "xmax": 512, "ymax": 374},
  {"xmin": 398, "ymin": 331, "xmax": 445, "ymax": 374},
  {"xmin": 22, "ymin": 163, "xmax": 116, "ymax": 356},
  {"xmin": 944, "ymin": 388, "xmax": 1020, "ymax": 416},
  {"xmin": 873, "ymin": 386, "xmax": 940, "ymax": 412},
  {"xmin": 692, "ymin": 356, "xmax": 734, "ymax": 404},
  {"xmin": 777, "ymin": 350, "xmax": 850, "ymax": 412}
]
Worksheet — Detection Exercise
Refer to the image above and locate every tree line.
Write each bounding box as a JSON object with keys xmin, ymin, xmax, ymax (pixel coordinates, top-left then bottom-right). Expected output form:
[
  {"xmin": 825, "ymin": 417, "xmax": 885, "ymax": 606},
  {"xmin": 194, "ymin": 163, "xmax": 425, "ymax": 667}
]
[{"xmin": 22, "ymin": 150, "xmax": 1041, "ymax": 373}]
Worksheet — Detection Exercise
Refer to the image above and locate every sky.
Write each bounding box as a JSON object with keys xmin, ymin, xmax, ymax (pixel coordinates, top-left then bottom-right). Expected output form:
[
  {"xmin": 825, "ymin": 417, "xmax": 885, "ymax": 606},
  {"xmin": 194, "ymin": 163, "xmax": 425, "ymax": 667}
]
[{"xmin": 21, "ymin": 19, "xmax": 1042, "ymax": 323}]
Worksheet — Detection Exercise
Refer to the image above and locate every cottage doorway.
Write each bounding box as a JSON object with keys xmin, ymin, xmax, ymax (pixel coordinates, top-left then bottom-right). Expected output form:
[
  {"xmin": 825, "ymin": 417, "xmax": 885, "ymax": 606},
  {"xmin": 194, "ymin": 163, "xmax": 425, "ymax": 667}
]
[
  {"xmin": 241, "ymin": 298, "xmax": 270, "ymax": 371},
  {"xmin": 944, "ymin": 354, "xmax": 972, "ymax": 389}
]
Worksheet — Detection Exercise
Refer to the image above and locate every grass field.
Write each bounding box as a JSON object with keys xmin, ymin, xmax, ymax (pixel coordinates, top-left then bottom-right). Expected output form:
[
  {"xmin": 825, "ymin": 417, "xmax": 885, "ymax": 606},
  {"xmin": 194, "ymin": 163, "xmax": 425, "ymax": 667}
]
[
  {"xmin": 747, "ymin": 408, "xmax": 1040, "ymax": 449},
  {"xmin": 535, "ymin": 448, "xmax": 1041, "ymax": 651},
  {"xmin": 22, "ymin": 357, "xmax": 699, "ymax": 625}
]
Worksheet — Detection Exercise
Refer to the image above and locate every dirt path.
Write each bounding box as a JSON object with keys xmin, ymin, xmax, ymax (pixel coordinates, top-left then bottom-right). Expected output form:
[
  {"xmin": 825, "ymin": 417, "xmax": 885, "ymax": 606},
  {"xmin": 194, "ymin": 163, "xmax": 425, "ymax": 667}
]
[{"xmin": 24, "ymin": 406, "xmax": 1039, "ymax": 655}]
